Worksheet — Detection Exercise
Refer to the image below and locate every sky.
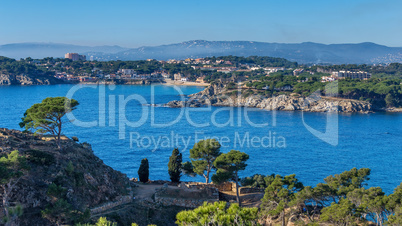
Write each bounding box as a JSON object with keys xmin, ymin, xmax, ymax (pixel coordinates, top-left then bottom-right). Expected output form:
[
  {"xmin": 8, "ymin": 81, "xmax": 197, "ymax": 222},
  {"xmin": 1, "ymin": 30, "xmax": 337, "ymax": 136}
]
[{"xmin": 0, "ymin": 0, "xmax": 402, "ymax": 48}]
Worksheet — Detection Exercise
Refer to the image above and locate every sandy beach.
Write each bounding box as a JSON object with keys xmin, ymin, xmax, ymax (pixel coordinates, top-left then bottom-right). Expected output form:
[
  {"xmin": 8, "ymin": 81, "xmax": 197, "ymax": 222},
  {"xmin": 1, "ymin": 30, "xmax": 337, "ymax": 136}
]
[{"xmin": 163, "ymin": 79, "xmax": 209, "ymax": 86}]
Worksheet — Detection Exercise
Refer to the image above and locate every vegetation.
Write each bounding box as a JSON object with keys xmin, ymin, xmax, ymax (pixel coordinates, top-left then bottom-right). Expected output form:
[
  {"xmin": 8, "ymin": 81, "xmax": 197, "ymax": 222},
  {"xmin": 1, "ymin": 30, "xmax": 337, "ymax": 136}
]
[
  {"xmin": 236, "ymin": 167, "xmax": 402, "ymax": 225},
  {"xmin": 241, "ymin": 174, "xmax": 276, "ymax": 188},
  {"xmin": 24, "ymin": 149, "xmax": 55, "ymax": 166},
  {"xmin": 181, "ymin": 161, "xmax": 196, "ymax": 177},
  {"xmin": 189, "ymin": 139, "xmax": 221, "ymax": 183},
  {"xmin": 168, "ymin": 148, "xmax": 182, "ymax": 183},
  {"xmin": 241, "ymin": 72, "xmax": 402, "ymax": 107},
  {"xmin": 138, "ymin": 158, "xmax": 149, "ymax": 183},
  {"xmin": 0, "ymin": 150, "xmax": 29, "ymax": 225},
  {"xmin": 176, "ymin": 201, "xmax": 259, "ymax": 226},
  {"xmin": 0, "ymin": 56, "xmax": 52, "ymax": 76},
  {"xmin": 77, "ymin": 217, "xmax": 148, "ymax": 226},
  {"xmin": 260, "ymin": 174, "xmax": 304, "ymax": 226},
  {"xmin": 204, "ymin": 55, "xmax": 298, "ymax": 68},
  {"xmin": 19, "ymin": 97, "xmax": 79, "ymax": 149},
  {"xmin": 212, "ymin": 150, "xmax": 249, "ymax": 205}
]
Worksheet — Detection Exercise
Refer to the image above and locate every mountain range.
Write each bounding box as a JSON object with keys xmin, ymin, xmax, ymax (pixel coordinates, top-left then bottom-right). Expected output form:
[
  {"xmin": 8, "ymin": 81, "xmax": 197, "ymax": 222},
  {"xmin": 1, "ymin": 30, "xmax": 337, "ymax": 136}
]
[{"xmin": 1, "ymin": 40, "xmax": 402, "ymax": 64}]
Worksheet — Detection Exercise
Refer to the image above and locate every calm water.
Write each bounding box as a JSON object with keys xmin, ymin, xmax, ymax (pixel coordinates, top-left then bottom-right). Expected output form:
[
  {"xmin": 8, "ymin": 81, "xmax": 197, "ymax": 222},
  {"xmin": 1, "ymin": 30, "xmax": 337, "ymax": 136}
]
[{"xmin": 0, "ymin": 84, "xmax": 401, "ymax": 193}]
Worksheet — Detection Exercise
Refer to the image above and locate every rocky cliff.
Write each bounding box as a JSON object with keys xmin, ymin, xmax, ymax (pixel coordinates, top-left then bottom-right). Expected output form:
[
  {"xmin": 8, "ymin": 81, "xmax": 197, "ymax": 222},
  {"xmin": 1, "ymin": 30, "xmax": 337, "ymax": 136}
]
[
  {"xmin": 0, "ymin": 128, "xmax": 132, "ymax": 225},
  {"xmin": 166, "ymin": 82, "xmax": 373, "ymax": 113},
  {"xmin": 0, "ymin": 73, "xmax": 65, "ymax": 85}
]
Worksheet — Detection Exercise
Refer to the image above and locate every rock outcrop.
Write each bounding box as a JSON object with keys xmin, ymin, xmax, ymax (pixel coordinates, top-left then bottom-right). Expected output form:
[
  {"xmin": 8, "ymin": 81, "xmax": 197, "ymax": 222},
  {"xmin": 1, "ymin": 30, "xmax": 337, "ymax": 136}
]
[
  {"xmin": 0, "ymin": 128, "xmax": 132, "ymax": 225},
  {"xmin": 0, "ymin": 73, "xmax": 65, "ymax": 85},
  {"xmin": 165, "ymin": 83, "xmax": 373, "ymax": 113}
]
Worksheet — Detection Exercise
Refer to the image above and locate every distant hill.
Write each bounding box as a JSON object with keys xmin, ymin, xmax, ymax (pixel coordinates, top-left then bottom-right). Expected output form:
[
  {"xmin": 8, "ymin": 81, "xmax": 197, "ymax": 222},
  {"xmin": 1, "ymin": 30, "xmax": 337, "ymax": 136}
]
[
  {"xmin": 0, "ymin": 42, "xmax": 128, "ymax": 59},
  {"xmin": 1, "ymin": 40, "xmax": 402, "ymax": 64}
]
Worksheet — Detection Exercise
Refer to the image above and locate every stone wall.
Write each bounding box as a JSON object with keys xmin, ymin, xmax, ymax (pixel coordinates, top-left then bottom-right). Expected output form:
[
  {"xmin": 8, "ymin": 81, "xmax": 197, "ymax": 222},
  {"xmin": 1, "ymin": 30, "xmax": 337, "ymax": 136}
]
[
  {"xmin": 216, "ymin": 182, "xmax": 234, "ymax": 192},
  {"xmin": 90, "ymin": 195, "xmax": 132, "ymax": 215},
  {"xmin": 185, "ymin": 181, "xmax": 234, "ymax": 192}
]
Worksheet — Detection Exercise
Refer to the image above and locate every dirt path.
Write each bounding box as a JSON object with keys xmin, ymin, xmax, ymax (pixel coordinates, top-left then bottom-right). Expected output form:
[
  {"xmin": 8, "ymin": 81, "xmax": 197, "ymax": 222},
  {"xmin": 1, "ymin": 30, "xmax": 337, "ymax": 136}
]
[
  {"xmin": 133, "ymin": 184, "xmax": 163, "ymax": 199},
  {"xmin": 133, "ymin": 183, "xmax": 183, "ymax": 200}
]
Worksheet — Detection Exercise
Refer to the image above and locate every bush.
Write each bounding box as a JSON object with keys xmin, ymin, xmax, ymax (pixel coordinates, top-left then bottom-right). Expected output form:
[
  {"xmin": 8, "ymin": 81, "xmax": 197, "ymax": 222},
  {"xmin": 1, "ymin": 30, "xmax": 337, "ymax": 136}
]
[
  {"xmin": 176, "ymin": 201, "xmax": 258, "ymax": 225},
  {"xmin": 168, "ymin": 149, "xmax": 182, "ymax": 183},
  {"xmin": 47, "ymin": 183, "xmax": 66, "ymax": 197},
  {"xmin": 138, "ymin": 158, "xmax": 149, "ymax": 183},
  {"xmin": 25, "ymin": 149, "xmax": 55, "ymax": 166}
]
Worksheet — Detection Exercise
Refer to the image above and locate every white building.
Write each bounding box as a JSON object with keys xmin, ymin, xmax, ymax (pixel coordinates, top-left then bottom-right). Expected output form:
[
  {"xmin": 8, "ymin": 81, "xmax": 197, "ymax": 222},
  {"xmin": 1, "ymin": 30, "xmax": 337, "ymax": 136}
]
[
  {"xmin": 120, "ymin": 69, "xmax": 136, "ymax": 75},
  {"xmin": 332, "ymin": 71, "xmax": 371, "ymax": 80}
]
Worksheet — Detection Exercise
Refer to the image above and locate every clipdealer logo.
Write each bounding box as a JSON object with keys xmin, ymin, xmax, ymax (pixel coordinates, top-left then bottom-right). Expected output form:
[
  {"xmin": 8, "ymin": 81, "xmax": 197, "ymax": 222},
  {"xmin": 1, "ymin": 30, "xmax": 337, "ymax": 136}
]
[{"xmin": 64, "ymin": 81, "xmax": 339, "ymax": 149}]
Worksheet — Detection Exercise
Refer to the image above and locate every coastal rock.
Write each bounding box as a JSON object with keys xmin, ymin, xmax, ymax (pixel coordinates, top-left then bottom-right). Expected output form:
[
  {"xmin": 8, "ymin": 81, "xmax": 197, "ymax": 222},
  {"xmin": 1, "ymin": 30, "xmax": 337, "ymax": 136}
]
[
  {"xmin": 190, "ymin": 82, "xmax": 224, "ymax": 98},
  {"xmin": 0, "ymin": 73, "xmax": 64, "ymax": 85},
  {"xmin": 166, "ymin": 83, "xmax": 373, "ymax": 113},
  {"xmin": 165, "ymin": 100, "xmax": 184, "ymax": 108},
  {"xmin": 165, "ymin": 99, "xmax": 202, "ymax": 108},
  {"xmin": 0, "ymin": 128, "xmax": 132, "ymax": 225}
]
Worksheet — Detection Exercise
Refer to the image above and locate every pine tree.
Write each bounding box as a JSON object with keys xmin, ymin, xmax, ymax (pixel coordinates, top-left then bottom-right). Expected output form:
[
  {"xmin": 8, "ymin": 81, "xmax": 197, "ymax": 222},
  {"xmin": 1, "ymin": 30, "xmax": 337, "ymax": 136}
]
[
  {"xmin": 190, "ymin": 139, "xmax": 221, "ymax": 183},
  {"xmin": 168, "ymin": 148, "xmax": 182, "ymax": 183},
  {"xmin": 138, "ymin": 158, "xmax": 149, "ymax": 183},
  {"xmin": 19, "ymin": 97, "xmax": 79, "ymax": 150},
  {"xmin": 212, "ymin": 150, "xmax": 249, "ymax": 205}
]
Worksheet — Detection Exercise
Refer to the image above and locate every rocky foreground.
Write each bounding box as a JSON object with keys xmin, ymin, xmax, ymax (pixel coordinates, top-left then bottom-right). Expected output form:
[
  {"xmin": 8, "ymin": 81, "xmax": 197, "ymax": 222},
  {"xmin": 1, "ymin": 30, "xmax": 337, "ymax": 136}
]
[
  {"xmin": 0, "ymin": 128, "xmax": 193, "ymax": 225},
  {"xmin": 0, "ymin": 128, "xmax": 132, "ymax": 224},
  {"xmin": 165, "ymin": 82, "xmax": 374, "ymax": 113}
]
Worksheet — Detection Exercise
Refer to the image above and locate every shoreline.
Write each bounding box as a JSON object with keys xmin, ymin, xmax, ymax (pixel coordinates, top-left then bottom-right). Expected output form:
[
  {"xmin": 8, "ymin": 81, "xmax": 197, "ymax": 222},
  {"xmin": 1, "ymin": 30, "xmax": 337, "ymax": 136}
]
[
  {"xmin": 65, "ymin": 79, "xmax": 210, "ymax": 87},
  {"xmin": 78, "ymin": 81, "xmax": 210, "ymax": 87},
  {"xmin": 165, "ymin": 83, "xmax": 402, "ymax": 113},
  {"xmin": 162, "ymin": 79, "xmax": 210, "ymax": 86}
]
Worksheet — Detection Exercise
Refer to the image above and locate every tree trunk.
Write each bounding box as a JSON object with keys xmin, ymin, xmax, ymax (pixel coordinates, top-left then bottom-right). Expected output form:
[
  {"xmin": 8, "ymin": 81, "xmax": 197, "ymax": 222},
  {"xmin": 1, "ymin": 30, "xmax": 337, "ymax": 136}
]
[
  {"xmin": 235, "ymin": 172, "xmax": 241, "ymax": 206},
  {"xmin": 57, "ymin": 120, "xmax": 62, "ymax": 150},
  {"xmin": 281, "ymin": 210, "xmax": 285, "ymax": 226},
  {"xmin": 205, "ymin": 163, "xmax": 211, "ymax": 184},
  {"xmin": 57, "ymin": 133, "xmax": 61, "ymax": 150},
  {"xmin": 205, "ymin": 171, "xmax": 210, "ymax": 184}
]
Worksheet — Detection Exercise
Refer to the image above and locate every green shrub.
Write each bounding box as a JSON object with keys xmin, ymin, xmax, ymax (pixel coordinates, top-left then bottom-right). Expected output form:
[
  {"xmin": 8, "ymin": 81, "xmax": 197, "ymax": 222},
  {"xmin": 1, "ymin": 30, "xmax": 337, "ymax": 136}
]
[
  {"xmin": 138, "ymin": 158, "xmax": 149, "ymax": 183},
  {"xmin": 25, "ymin": 149, "xmax": 55, "ymax": 166}
]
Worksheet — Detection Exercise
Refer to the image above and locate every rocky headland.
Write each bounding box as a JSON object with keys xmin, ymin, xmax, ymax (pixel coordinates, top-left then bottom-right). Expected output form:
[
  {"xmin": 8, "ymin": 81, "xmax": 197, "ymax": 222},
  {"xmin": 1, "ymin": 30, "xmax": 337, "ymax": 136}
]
[
  {"xmin": 0, "ymin": 128, "xmax": 205, "ymax": 225},
  {"xmin": 165, "ymin": 82, "xmax": 374, "ymax": 113},
  {"xmin": 0, "ymin": 128, "xmax": 133, "ymax": 225},
  {"xmin": 0, "ymin": 74, "xmax": 66, "ymax": 85}
]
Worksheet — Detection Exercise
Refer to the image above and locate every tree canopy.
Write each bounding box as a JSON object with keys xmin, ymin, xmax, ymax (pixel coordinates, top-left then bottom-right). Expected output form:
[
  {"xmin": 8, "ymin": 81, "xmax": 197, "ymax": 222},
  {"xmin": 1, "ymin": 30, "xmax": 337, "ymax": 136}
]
[
  {"xmin": 19, "ymin": 97, "xmax": 79, "ymax": 149},
  {"xmin": 212, "ymin": 150, "xmax": 249, "ymax": 205},
  {"xmin": 138, "ymin": 158, "xmax": 149, "ymax": 183},
  {"xmin": 168, "ymin": 148, "xmax": 182, "ymax": 183},
  {"xmin": 189, "ymin": 139, "xmax": 221, "ymax": 184},
  {"xmin": 176, "ymin": 201, "xmax": 258, "ymax": 226}
]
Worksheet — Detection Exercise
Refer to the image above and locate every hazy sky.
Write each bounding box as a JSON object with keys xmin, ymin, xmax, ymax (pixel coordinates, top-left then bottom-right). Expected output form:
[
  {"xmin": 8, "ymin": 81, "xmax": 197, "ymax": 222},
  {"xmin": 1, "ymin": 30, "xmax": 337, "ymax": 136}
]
[{"xmin": 1, "ymin": 0, "xmax": 401, "ymax": 47}]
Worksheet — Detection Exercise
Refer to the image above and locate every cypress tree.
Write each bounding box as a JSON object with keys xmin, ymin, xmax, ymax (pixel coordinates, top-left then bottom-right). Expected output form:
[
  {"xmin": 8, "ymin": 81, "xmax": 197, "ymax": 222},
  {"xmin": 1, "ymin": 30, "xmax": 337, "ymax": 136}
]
[
  {"xmin": 138, "ymin": 158, "xmax": 149, "ymax": 183},
  {"xmin": 168, "ymin": 148, "xmax": 182, "ymax": 182}
]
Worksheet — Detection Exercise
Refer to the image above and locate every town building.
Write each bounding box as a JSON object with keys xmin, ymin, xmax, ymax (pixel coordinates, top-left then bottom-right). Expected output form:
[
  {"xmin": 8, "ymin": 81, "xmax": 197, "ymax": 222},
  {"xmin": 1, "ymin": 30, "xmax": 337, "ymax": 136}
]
[
  {"xmin": 174, "ymin": 73, "xmax": 183, "ymax": 81},
  {"xmin": 293, "ymin": 68, "xmax": 304, "ymax": 76},
  {"xmin": 332, "ymin": 71, "xmax": 371, "ymax": 80},
  {"xmin": 65, "ymin": 53, "xmax": 86, "ymax": 61},
  {"xmin": 321, "ymin": 76, "xmax": 337, "ymax": 82},
  {"xmin": 196, "ymin": 77, "xmax": 205, "ymax": 83}
]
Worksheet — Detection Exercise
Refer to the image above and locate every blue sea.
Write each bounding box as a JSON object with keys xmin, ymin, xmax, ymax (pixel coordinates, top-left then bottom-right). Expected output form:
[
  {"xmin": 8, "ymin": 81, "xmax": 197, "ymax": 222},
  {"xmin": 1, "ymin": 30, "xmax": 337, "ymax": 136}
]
[{"xmin": 0, "ymin": 84, "xmax": 401, "ymax": 193}]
